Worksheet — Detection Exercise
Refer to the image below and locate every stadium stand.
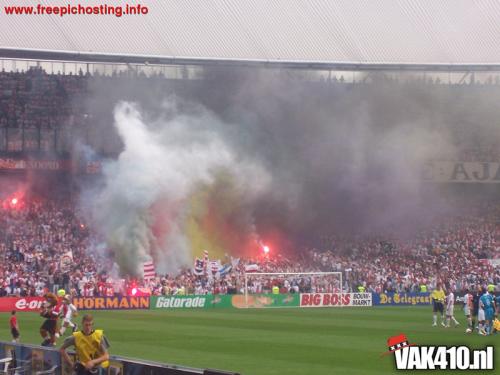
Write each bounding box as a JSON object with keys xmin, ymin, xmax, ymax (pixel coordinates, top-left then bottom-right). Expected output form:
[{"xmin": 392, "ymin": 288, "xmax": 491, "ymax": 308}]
[
  {"xmin": 0, "ymin": 69, "xmax": 499, "ymax": 299},
  {"xmin": 1, "ymin": 68, "xmax": 500, "ymax": 160},
  {"xmin": 0, "ymin": 196, "xmax": 498, "ymax": 297}
]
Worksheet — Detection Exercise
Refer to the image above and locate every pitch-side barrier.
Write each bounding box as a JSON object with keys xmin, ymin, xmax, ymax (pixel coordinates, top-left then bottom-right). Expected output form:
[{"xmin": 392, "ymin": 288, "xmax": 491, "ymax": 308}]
[
  {"xmin": 0, "ymin": 342, "xmax": 240, "ymax": 375},
  {"xmin": 1, "ymin": 293, "xmax": 447, "ymax": 311}
]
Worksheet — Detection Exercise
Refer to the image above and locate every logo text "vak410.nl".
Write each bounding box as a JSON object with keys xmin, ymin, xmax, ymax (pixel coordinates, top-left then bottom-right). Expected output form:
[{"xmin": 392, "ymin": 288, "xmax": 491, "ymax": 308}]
[{"xmin": 395, "ymin": 346, "xmax": 494, "ymax": 370}]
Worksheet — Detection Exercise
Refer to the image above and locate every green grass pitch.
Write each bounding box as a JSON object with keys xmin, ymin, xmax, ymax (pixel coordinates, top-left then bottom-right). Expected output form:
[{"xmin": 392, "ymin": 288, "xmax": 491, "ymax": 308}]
[{"xmin": 0, "ymin": 306, "xmax": 498, "ymax": 374}]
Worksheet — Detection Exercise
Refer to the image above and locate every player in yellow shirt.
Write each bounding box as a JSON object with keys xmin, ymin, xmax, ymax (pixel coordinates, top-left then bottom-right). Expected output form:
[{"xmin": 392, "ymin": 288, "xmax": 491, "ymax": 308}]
[
  {"xmin": 431, "ymin": 283, "xmax": 446, "ymax": 327},
  {"xmin": 493, "ymin": 318, "xmax": 500, "ymax": 333},
  {"xmin": 60, "ymin": 314, "xmax": 110, "ymax": 375}
]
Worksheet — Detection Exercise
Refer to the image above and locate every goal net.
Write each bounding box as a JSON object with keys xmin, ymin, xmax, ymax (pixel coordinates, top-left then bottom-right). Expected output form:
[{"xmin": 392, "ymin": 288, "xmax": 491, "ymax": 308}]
[{"xmin": 242, "ymin": 271, "xmax": 343, "ymax": 308}]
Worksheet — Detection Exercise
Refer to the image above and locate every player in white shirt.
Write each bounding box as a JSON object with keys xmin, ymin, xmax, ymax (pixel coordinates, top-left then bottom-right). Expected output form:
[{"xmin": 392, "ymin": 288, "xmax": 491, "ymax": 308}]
[
  {"xmin": 477, "ymin": 290, "xmax": 486, "ymax": 335},
  {"xmin": 56, "ymin": 295, "xmax": 78, "ymax": 337},
  {"xmin": 445, "ymin": 289, "xmax": 460, "ymax": 327},
  {"xmin": 462, "ymin": 289, "xmax": 473, "ymax": 332}
]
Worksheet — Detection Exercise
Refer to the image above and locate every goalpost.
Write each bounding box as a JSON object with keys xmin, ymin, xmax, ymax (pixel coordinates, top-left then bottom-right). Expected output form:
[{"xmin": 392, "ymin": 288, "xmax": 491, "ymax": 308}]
[{"xmin": 243, "ymin": 271, "xmax": 343, "ymax": 308}]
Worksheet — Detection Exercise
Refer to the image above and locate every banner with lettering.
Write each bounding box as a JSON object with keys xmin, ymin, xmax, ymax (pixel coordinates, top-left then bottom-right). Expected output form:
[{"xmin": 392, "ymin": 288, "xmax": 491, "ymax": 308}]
[
  {"xmin": 424, "ymin": 161, "xmax": 500, "ymax": 183},
  {"xmin": 372, "ymin": 292, "xmax": 431, "ymax": 306},
  {"xmin": 151, "ymin": 295, "xmax": 233, "ymax": 309},
  {"xmin": 72, "ymin": 296, "xmax": 150, "ymax": 310},
  {"xmin": 231, "ymin": 293, "xmax": 300, "ymax": 308},
  {"xmin": 299, "ymin": 293, "xmax": 372, "ymax": 308},
  {"xmin": 0, "ymin": 157, "xmax": 70, "ymax": 171},
  {"xmin": 0, "ymin": 297, "xmax": 46, "ymax": 312},
  {"xmin": 151, "ymin": 294, "xmax": 302, "ymax": 309}
]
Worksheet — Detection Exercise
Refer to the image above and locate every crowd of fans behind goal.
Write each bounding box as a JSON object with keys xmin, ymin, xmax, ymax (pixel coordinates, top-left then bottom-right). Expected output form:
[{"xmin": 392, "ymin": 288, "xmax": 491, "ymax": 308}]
[{"xmin": 0, "ymin": 197, "xmax": 498, "ymax": 298}]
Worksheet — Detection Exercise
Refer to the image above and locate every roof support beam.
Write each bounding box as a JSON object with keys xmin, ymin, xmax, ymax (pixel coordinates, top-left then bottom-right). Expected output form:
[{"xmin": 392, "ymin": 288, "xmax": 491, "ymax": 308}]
[{"xmin": 2, "ymin": 48, "xmax": 500, "ymax": 72}]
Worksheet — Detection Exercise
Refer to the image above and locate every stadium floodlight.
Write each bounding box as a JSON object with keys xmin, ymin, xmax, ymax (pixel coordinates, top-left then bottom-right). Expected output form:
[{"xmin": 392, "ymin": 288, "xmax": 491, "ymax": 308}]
[{"xmin": 243, "ymin": 271, "xmax": 343, "ymax": 309}]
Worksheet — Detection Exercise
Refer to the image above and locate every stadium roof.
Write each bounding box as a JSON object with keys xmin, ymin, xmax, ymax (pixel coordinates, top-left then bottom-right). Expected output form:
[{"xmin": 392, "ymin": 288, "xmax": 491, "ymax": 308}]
[{"xmin": 1, "ymin": 0, "xmax": 500, "ymax": 70}]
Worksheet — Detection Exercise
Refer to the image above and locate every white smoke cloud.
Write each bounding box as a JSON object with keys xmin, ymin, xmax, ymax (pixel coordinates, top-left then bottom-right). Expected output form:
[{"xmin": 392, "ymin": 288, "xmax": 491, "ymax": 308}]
[
  {"xmin": 88, "ymin": 100, "xmax": 271, "ymax": 276},
  {"xmin": 78, "ymin": 68, "xmax": 491, "ymax": 263}
]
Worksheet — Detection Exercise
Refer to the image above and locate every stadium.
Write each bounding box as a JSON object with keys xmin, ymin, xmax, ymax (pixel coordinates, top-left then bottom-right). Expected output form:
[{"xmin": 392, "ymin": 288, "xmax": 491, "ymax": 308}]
[{"xmin": 0, "ymin": 0, "xmax": 500, "ymax": 374}]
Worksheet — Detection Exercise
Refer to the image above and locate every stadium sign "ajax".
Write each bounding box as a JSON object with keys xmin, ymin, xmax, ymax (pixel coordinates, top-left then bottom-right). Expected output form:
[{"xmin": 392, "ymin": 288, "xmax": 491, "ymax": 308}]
[{"xmin": 155, "ymin": 296, "xmax": 207, "ymax": 309}]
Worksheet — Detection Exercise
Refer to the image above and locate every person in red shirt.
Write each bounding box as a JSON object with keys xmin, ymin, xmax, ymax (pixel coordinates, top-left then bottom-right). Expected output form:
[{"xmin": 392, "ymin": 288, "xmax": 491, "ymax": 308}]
[{"xmin": 10, "ymin": 310, "xmax": 20, "ymax": 343}]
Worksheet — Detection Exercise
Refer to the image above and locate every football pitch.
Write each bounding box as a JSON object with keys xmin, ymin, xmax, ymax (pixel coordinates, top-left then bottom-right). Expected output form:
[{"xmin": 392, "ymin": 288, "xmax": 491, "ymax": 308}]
[{"xmin": 0, "ymin": 306, "xmax": 498, "ymax": 374}]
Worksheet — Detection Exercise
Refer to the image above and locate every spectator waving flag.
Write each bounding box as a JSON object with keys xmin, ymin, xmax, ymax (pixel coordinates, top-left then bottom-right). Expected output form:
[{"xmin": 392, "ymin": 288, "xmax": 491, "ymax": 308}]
[
  {"xmin": 219, "ymin": 263, "xmax": 232, "ymax": 276},
  {"xmin": 245, "ymin": 264, "xmax": 259, "ymax": 272},
  {"xmin": 60, "ymin": 250, "xmax": 73, "ymax": 271},
  {"xmin": 193, "ymin": 258, "xmax": 204, "ymax": 275},
  {"xmin": 143, "ymin": 261, "xmax": 155, "ymax": 280},
  {"xmin": 231, "ymin": 257, "xmax": 240, "ymax": 267},
  {"xmin": 203, "ymin": 250, "xmax": 209, "ymax": 274},
  {"xmin": 210, "ymin": 260, "xmax": 222, "ymax": 274}
]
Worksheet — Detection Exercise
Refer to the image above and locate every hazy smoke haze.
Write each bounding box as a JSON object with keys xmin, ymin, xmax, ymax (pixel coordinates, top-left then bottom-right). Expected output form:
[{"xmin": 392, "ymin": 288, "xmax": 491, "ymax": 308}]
[{"xmin": 78, "ymin": 69, "xmax": 500, "ymax": 275}]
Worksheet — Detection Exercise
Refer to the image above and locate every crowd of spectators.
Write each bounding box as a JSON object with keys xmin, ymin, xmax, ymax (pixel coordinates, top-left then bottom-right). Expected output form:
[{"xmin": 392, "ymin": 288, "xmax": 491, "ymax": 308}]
[
  {"xmin": 307, "ymin": 212, "xmax": 500, "ymax": 295},
  {"xmin": 0, "ymin": 67, "xmax": 87, "ymax": 130},
  {"xmin": 0, "ymin": 196, "xmax": 329, "ymax": 297},
  {"xmin": 0, "ymin": 196, "xmax": 498, "ymax": 298},
  {"xmin": 0, "ymin": 198, "xmax": 108, "ymax": 298}
]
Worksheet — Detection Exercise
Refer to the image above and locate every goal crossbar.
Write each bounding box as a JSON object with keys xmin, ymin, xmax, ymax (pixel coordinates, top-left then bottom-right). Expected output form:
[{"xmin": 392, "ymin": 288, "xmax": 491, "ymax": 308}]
[{"xmin": 244, "ymin": 271, "xmax": 343, "ymax": 308}]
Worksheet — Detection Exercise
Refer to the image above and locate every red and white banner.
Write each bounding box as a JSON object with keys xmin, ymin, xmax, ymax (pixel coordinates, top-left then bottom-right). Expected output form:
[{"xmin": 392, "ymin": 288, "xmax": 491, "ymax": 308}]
[
  {"xmin": 0, "ymin": 297, "xmax": 46, "ymax": 312},
  {"xmin": 193, "ymin": 257, "xmax": 204, "ymax": 275},
  {"xmin": 60, "ymin": 250, "xmax": 73, "ymax": 271},
  {"xmin": 299, "ymin": 293, "xmax": 372, "ymax": 307},
  {"xmin": 244, "ymin": 264, "xmax": 259, "ymax": 272},
  {"xmin": 209, "ymin": 260, "xmax": 221, "ymax": 273},
  {"xmin": 143, "ymin": 261, "xmax": 155, "ymax": 280}
]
